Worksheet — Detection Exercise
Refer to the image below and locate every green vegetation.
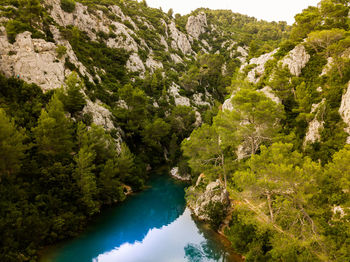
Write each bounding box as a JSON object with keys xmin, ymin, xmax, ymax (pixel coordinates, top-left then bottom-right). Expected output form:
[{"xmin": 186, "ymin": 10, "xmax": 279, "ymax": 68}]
[
  {"xmin": 0, "ymin": 0, "xmax": 350, "ymax": 261},
  {"xmin": 60, "ymin": 0, "xmax": 76, "ymax": 13},
  {"xmin": 0, "ymin": 75, "xmax": 139, "ymax": 261},
  {"xmin": 182, "ymin": 1, "xmax": 350, "ymax": 260}
]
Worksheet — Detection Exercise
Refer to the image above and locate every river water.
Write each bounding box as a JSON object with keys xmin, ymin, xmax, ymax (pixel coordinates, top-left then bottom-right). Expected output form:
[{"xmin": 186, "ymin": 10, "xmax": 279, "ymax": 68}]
[{"xmin": 41, "ymin": 175, "xmax": 240, "ymax": 262}]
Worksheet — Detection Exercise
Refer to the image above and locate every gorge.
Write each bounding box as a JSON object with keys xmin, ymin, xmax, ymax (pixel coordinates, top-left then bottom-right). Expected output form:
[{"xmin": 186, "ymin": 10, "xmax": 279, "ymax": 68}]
[{"xmin": 0, "ymin": 0, "xmax": 350, "ymax": 261}]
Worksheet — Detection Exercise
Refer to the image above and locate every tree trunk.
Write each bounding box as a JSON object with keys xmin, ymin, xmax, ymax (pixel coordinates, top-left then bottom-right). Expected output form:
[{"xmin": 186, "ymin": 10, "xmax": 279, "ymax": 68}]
[
  {"xmin": 221, "ymin": 154, "xmax": 227, "ymax": 188},
  {"xmin": 266, "ymin": 192, "xmax": 274, "ymax": 222}
]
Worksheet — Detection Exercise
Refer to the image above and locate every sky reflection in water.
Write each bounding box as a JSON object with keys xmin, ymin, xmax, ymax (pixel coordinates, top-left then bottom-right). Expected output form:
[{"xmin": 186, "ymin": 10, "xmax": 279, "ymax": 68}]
[{"xmin": 44, "ymin": 176, "xmax": 235, "ymax": 262}]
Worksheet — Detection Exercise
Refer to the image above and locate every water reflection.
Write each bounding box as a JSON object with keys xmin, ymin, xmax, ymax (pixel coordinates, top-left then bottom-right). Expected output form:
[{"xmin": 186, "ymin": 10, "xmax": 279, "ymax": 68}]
[{"xmin": 43, "ymin": 176, "xmax": 238, "ymax": 262}]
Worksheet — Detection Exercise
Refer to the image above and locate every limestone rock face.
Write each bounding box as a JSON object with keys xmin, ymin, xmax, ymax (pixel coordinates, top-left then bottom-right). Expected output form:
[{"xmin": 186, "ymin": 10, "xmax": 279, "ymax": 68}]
[
  {"xmin": 222, "ymin": 94, "xmax": 234, "ymax": 111},
  {"xmin": 47, "ymin": 0, "xmax": 139, "ymax": 52},
  {"xmin": 170, "ymin": 53, "xmax": 183, "ymax": 64},
  {"xmin": 258, "ymin": 86, "xmax": 281, "ymax": 104},
  {"xmin": 304, "ymin": 99, "xmax": 326, "ymax": 146},
  {"xmin": 187, "ymin": 179, "xmax": 230, "ymax": 221},
  {"xmin": 339, "ymin": 82, "xmax": 350, "ymax": 143},
  {"xmin": 49, "ymin": 25, "xmax": 93, "ymax": 81},
  {"xmin": 247, "ymin": 49, "xmax": 278, "ymax": 84},
  {"xmin": 170, "ymin": 167, "xmax": 191, "ymax": 181},
  {"xmin": 321, "ymin": 57, "xmax": 334, "ymax": 76},
  {"xmin": 83, "ymin": 99, "xmax": 115, "ymax": 131},
  {"xmin": 281, "ymin": 45, "xmax": 310, "ymax": 76},
  {"xmin": 146, "ymin": 57, "xmax": 163, "ymax": 72},
  {"xmin": 186, "ymin": 12, "xmax": 207, "ymax": 39},
  {"xmin": 126, "ymin": 53, "xmax": 146, "ymax": 73},
  {"xmin": 168, "ymin": 83, "xmax": 190, "ymax": 106},
  {"xmin": 0, "ymin": 31, "xmax": 65, "ymax": 91},
  {"xmin": 192, "ymin": 93, "xmax": 211, "ymax": 107},
  {"xmin": 237, "ymin": 46, "xmax": 249, "ymax": 63},
  {"xmin": 169, "ymin": 21, "xmax": 192, "ymax": 54}
]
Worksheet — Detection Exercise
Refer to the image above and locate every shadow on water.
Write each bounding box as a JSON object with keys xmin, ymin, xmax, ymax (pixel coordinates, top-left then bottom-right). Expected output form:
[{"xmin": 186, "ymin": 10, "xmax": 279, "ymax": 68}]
[{"xmin": 41, "ymin": 175, "xmax": 240, "ymax": 262}]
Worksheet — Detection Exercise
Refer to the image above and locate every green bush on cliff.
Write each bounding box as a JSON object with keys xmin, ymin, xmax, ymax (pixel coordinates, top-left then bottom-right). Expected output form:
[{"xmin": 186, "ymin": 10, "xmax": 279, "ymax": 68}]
[{"xmin": 60, "ymin": 0, "xmax": 76, "ymax": 13}]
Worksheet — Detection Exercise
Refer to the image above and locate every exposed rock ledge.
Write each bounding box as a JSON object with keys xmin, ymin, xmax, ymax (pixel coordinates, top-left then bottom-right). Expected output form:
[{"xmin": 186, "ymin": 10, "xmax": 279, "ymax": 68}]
[
  {"xmin": 170, "ymin": 167, "xmax": 191, "ymax": 181},
  {"xmin": 186, "ymin": 12, "xmax": 207, "ymax": 39},
  {"xmin": 304, "ymin": 99, "xmax": 326, "ymax": 146},
  {"xmin": 339, "ymin": 81, "xmax": 350, "ymax": 143},
  {"xmin": 281, "ymin": 44, "xmax": 310, "ymax": 76},
  {"xmin": 187, "ymin": 177, "xmax": 230, "ymax": 221}
]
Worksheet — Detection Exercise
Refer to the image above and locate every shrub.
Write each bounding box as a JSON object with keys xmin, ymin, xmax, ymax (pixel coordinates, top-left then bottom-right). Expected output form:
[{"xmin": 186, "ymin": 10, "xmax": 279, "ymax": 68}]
[
  {"xmin": 56, "ymin": 45, "xmax": 67, "ymax": 59},
  {"xmin": 5, "ymin": 19, "xmax": 30, "ymax": 43},
  {"xmin": 60, "ymin": 0, "xmax": 76, "ymax": 13},
  {"xmin": 205, "ymin": 201, "xmax": 227, "ymax": 230}
]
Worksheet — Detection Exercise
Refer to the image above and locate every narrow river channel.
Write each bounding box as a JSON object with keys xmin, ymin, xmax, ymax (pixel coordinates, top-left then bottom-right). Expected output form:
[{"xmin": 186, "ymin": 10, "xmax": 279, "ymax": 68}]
[{"xmin": 41, "ymin": 175, "xmax": 240, "ymax": 262}]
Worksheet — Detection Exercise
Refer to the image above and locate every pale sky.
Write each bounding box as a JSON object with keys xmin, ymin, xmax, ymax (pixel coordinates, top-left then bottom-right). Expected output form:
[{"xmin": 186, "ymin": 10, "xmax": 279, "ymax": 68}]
[{"xmin": 145, "ymin": 0, "xmax": 320, "ymax": 25}]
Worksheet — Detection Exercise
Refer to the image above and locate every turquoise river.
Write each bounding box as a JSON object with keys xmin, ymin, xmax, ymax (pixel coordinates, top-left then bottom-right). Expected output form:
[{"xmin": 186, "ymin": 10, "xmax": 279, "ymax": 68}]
[{"xmin": 41, "ymin": 175, "xmax": 240, "ymax": 262}]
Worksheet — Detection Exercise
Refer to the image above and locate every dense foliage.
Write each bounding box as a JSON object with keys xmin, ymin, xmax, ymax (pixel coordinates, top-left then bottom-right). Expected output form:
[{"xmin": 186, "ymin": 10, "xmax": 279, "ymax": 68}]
[
  {"xmin": 182, "ymin": 1, "xmax": 350, "ymax": 261},
  {"xmin": 0, "ymin": 0, "xmax": 349, "ymax": 261},
  {"xmin": 0, "ymin": 75, "xmax": 140, "ymax": 261}
]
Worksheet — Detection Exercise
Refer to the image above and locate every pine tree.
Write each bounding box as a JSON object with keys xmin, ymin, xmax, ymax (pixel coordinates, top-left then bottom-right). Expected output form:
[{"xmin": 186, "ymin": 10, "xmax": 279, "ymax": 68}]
[
  {"xmin": 32, "ymin": 93, "xmax": 73, "ymax": 161},
  {"xmin": 0, "ymin": 109, "xmax": 27, "ymax": 179}
]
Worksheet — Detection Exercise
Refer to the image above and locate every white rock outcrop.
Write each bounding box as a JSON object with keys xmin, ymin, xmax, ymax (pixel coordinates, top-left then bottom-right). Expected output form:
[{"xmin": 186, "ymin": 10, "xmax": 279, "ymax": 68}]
[
  {"xmin": 126, "ymin": 53, "xmax": 146, "ymax": 73},
  {"xmin": 83, "ymin": 100, "xmax": 115, "ymax": 131},
  {"xmin": 168, "ymin": 83, "xmax": 190, "ymax": 107},
  {"xmin": 339, "ymin": 82, "xmax": 350, "ymax": 143},
  {"xmin": 146, "ymin": 57, "xmax": 163, "ymax": 72},
  {"xmin": 187, "ymin": 179, "xmax": 230, "ymax": 221},
  {"xmin": 169, "ymin": 21, "xmax": 192, "ymax": 54},
  {"xmin": 258, "ymin": 86, "xmax": 281, "ymax": 104},
  {"xmin": 0, "ymin": 31, "xmax": 65, "ymax": 91},
  {"xmin": 50, "ymin": 25, "xmax": 93, "ymax": 81},
  {"xmin": 170, "ymin": 167, "xmax": 191, "ymax": 181},
  {"xmin": 47, "ymin": 0, "xmax": 139, "ymax": 52},
  {"xmin": 321, "ymin": 57, "xmax": 334, "ymax": 76},
  {"xmin": 222, "ymin": 94, "xmax": 234, "ymax": 111},
  {"xmin": 192, "ymin": 93, "xmax": 211, "ymax": 107},
  {"xmin": 304, "ymin": 99, "xmax": 326, "ymax": 146},
  {"xmin": 281, "ymin": 45, "xmax": 310, "ymax": 76},
  {"xmin": 170, "ymin": 53, "xmax": 183, "ymax": 64},
  {"xmin": 247, "ymin": 49, "xmax": 278, "ymax": 84},
  {"xmin": 186, "ymin": 12, "xmax": 207, "ymax": 39}
]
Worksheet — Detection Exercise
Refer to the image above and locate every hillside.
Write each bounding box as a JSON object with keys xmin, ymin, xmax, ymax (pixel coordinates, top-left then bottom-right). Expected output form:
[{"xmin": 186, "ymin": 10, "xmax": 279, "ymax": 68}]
[
  {"xmin": 0, "ymin": 0, "xmax": 349, "ymax": 261},
  {"xmin": 183, "ymin": 0, "xmax": 350, "ymax": 261}
]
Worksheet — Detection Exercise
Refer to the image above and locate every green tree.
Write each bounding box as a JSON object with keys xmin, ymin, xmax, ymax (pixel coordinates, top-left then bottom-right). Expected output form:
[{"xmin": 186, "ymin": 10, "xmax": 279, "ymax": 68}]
[
  {"xmin": 0, "ymin": 109, "xmax": 27, "ymax": 179},
  {"xmin": 290, "ymin": 6, "xmax": 321, "ymax": 41},
  {"xmin": 60, "ymin": 72, "xmax": 86, "ymax": 115},
  {"xmin": 169, "ymin": 105, "xmax": 196, "ymax": 140},
  {"xmin": 229, "ymin": 88, "xmax": 285, "ymax": 157},
  {"xmin": 320, "ymin": 0, "xmax": 349, "ymax": 29},
  {"xmin": 74, "ymin": 146, "xmax": 98, "ymax": 215},
  {"xmin": 307, "ymin": 29, "xmax": 346, "ymax": 56},
  {"xmin": 32, "ymin": 93, "xmax": 73, "ymax": 160},
  {"xmin": 19, "ymin": 0, "xmax": 42, "ymax": 26},
  {"xmin": 115, "ymin": 84, "xmax": 149, "ymax": 134},
  {"xmin": 141, "ymin": 118, "xmax": 170, "ymax": 150},
  {"xmin": 182, "ymin": 123, "xmax": 232, "ymax": 186},
  {"xmin": 60, "ymin": 0, "xmax": 76, "ymax": 13}
]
